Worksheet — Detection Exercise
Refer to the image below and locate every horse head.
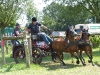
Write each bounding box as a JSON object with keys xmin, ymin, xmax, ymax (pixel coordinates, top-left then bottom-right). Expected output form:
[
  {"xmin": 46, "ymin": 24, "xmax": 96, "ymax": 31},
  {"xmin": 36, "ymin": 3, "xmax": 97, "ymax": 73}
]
[
  {"xmin": 66, "ymin": 26, "xmax": 77, "ymax": 40},
  {"xmin": 82, "ymin": 30, "xmax": 90, "ymax": 40}
]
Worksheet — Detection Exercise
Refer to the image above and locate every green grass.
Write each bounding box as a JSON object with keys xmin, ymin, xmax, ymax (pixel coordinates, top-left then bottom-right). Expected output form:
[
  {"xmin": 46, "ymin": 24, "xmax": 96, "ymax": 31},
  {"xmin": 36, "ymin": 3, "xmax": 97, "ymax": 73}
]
[{"xmin": 0, "ymin": 47, "xmax": 100, "ymax": 75}]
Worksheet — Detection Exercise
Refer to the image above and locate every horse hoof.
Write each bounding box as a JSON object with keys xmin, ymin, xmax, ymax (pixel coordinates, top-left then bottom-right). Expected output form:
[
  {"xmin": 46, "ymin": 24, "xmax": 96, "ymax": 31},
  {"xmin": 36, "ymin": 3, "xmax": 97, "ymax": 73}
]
[
  {"xmin": 88, "ymin": 60, "xmax": 92, "ymax": 63},
  {"xmin": 72, "ymin": 61, "xmax": 74, "ymax": 63},
  {"xmin": 52, "ymin": 59, "xmax": 58, "ymax": 63},
  {"xmin": 76, "ymin": 60, "xmax": 80, "ymax": 64},
  {"xmin": 63, "ymin": 64, "xmax": 66, "ymax": 66},
  {"xmin": 92, "ymin": 64, "xmax": 95, "ymax": 66},
  {"xmin": 83, "ymin": 64, "xmax": 86, "ymax": 66}
]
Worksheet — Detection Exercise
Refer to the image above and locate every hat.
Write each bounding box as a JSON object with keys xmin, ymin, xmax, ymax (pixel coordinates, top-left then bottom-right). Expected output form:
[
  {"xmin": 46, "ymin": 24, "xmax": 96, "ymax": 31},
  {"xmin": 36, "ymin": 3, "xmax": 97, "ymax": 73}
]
[
  {"xmin": 32, "ymin": 17, "xmax": 37, "ymax": 22},
  {"xmin": 16, "ymin": 23, "xmax": 20, "ymax": 26}
]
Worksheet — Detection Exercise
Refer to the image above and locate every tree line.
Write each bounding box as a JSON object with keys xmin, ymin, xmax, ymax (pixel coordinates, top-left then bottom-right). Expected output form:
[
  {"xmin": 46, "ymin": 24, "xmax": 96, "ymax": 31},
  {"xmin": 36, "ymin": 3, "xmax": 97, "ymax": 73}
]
[
  {"xmin": 43, "ymin": 0, "xmax": 100, "ymax": 31},
  {"xmin": 0, "ymin": 0, "xmax": 100, "ymax": 32}
]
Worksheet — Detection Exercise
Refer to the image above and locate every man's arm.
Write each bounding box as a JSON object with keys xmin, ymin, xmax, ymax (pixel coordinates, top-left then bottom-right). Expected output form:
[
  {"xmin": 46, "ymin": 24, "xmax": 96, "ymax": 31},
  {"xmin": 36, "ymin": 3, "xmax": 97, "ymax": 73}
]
[
  {"xmin": 15, "ymin": 31, "xmax": 23, "ymax": 36},
  {"xmin": 41, "ymin": 25, "xmax": 48, "ymax": 29}
]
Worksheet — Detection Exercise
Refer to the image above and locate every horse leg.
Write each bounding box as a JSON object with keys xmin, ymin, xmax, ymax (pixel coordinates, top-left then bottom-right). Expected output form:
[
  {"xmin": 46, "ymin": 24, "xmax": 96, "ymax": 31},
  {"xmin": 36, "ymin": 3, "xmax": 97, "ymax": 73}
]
[
  {"xmin": 88, "ymin": 47, "xmax": 94, "ymax": 66},
  {"xmin": 89, "ymin": 47, "xmax": 94, "ymax": 66},
  {"xmin": 57, "ymin": 52, "xmax": 66, "ymax": 66},
  {"xmin": 80, "ymin": 50, "xmax": 85, "ymax": 63},
  {"xmin": 71, "ymin": 57, "xmax": 74, "ymax": 63},
  {"xmin": 70, "ymin": 52, "xmax": 80, "ymax": 64},
  {"xmin": 85, "ymin": 50, "xmax": 94, "ymax": 66},
  {"xmin": 61, "ymin": 53, "xmax": 64, "ymax": 60},
  {"xmin": 76, "ymin": 51, "xmax": 86, "ymax": 66}
]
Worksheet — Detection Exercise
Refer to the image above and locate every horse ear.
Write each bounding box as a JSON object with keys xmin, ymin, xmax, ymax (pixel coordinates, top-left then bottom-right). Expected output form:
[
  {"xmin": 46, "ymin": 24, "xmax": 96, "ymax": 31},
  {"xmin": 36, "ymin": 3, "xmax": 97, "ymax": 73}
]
[{"xmin": 71, "ymin": 26, "xmax": 74, "ymax": 29}]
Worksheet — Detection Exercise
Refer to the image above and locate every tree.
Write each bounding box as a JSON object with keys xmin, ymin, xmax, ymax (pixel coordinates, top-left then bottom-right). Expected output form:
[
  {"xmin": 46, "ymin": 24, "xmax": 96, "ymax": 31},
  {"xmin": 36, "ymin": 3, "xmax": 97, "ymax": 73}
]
[
  {"xmin": 75, "ymin": 0, "xmax": 100, "ymax": 22},
  {"xmin": 0, "ymin": 0, "xmax": 28, "ymax": 33},
  {"xmin": 0, "ymin": 0, "xmax": 30, "ymax": 65},
  {"xmin": 44, "ymin": 0, "xmax": 100, "ymax": 22},
  {"xmin": 25, "ymin": 0, "xmax": 38, "ymax": 24},
  {"xmin": 42, "ymin": 2, "xmax": 90, "ymax": 30}
]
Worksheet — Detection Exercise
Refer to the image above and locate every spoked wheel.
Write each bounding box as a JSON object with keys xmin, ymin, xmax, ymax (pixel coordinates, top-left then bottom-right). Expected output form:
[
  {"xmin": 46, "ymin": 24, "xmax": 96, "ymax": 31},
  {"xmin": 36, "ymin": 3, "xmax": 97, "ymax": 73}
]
[
  {"xmin": 14, "ymin": 48, "xmax": 25, "ymax": 63},
  {"xmin": 32, "ymin": 48, "xmax": 42, "ymax": 64}
]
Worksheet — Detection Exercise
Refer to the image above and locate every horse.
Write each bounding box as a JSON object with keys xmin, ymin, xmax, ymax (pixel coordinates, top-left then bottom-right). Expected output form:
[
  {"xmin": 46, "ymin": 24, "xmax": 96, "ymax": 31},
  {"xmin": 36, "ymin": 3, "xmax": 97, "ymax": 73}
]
[
  {"xmin": 76, "ymin": 30, "xmax": 94, "ymax": 66},
  {"xmin": 51, "ymin": 26, "xmax": 85, "ymax": 66}
]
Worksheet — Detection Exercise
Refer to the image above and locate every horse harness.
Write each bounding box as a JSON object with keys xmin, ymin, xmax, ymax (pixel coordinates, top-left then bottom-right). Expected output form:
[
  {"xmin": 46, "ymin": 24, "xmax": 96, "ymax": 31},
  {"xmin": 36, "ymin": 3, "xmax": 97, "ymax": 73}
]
[
  {"xmin": 78, "ymin": 39, "xmax": 93, "ymax": 47},
  {"xmin": 60, "ymin": 37, "xmax": 78, "ymax": 51}
]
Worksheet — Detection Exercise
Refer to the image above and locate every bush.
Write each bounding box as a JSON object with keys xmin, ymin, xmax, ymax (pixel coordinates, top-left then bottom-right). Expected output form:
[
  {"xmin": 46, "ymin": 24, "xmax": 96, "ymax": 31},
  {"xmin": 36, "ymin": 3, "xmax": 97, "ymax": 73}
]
[{"xmin": 90, "ymin": 35, "xmax": 100, "ymax": 48}]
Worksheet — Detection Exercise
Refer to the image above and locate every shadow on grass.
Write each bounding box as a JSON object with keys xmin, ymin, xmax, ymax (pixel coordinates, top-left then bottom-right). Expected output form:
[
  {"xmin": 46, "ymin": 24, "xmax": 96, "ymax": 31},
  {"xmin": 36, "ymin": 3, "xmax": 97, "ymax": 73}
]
[
  {"xmin": 94, "ymin": 62, "xmax": 100, "ymax": 67},
  {"xmin": 0, "ymin": 63, "xmax": 28, "ymax": 73},
  {"xmin": 0, "ymin": 57, "xmax": 27, "ymax": 73},
  {"xmin": 40, "ymin": 55, "xmax": 84, "ymax": 70},
  {"xmin": 5, "ymin": 64, "xmax": 14, "ymax": 72},
  {"xmin": 40, "ymin": 60, "xmax": 83, "ymax": 70},
  {"xmin": 40, "ymin": 47, "xmax": 100, "ymax": 70}
]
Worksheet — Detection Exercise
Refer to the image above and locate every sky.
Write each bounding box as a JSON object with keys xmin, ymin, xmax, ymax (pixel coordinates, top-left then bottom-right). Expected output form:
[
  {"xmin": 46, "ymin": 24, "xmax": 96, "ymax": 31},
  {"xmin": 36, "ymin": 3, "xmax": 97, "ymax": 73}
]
[
  {"xmin": 34, "ymin": 0, "xmax": 52, "ymax": 11},
  {"xmin": 34, "ymin": 0, "xmax": 47, "ymax": 11}
]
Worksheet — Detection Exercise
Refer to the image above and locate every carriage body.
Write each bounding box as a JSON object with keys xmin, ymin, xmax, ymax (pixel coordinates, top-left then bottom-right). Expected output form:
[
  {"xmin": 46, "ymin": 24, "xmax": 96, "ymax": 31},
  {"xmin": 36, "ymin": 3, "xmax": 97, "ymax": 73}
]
[{"xmin": 31, "ymin": 35, "xmax": 51, "ymax": 56}]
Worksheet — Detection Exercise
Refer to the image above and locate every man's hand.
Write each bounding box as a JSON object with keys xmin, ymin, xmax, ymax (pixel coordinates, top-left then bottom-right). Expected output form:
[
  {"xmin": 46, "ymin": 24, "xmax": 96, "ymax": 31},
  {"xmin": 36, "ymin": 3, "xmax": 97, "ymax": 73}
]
[
  {"xmin": 47, "ymin": 28, "xmax": 51, "ymax": 31},
  {"xmin": 46, "ymin": 28, "xmax": 52, "ymax": 35}
]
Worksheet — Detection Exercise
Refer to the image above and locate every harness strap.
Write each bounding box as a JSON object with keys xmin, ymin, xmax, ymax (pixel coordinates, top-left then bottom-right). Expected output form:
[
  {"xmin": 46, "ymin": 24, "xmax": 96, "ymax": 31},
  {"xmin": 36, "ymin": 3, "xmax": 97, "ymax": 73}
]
[
  {"xmin": 61, "ymin": 37, "xmax": 78, "ymax": 51},
  {"xmin": 78, "ymin": 39, "xmax": 93, "ymax": 48}
]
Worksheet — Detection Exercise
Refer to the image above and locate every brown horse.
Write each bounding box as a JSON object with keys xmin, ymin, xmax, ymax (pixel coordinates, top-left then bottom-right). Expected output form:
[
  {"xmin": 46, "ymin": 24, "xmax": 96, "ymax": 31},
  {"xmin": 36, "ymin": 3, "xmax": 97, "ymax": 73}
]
[
  {"xmin": 51, "ymin": 27, "xmax": 85, "ymax": 66},
  {"xmin": 77, "ymin": 31, "xmax": 94, "ymax": 66}
]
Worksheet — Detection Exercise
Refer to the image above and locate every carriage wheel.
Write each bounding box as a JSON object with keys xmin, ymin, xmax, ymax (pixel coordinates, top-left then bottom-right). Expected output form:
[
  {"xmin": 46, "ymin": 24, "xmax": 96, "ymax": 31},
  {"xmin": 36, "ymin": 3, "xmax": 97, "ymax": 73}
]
[
  {"xmin": 14, "ymin": 48, "xmax": 25, "ymax": 63},
  {"xmin": 32, "ymin": 48, "xmax": 42, "ymax": 64}
]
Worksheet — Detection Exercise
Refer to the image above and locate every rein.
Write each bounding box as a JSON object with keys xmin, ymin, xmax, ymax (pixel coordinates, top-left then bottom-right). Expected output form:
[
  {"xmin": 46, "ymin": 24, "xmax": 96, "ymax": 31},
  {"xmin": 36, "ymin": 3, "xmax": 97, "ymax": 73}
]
[{"xmin": 60, "ymin": 37, "xmax": 78, "ymax": 51}]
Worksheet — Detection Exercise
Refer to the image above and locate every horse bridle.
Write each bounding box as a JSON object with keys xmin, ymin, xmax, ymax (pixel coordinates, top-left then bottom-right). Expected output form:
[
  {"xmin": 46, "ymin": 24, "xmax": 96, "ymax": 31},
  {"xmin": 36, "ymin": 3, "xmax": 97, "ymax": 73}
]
[
  {"xmin": 78, "ymin": 39, "xmax": 92, "ymax": 47},
  {"xmin": 80, "ymin": 32, "xmax": 92, "ymax": 47}
]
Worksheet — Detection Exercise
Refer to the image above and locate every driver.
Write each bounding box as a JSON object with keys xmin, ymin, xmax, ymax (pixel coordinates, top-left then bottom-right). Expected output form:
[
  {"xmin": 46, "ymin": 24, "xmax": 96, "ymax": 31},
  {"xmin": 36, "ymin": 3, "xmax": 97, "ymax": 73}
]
[{"xmin": 26, "ymin": 17, "xmax": 57, "ymax": 62}]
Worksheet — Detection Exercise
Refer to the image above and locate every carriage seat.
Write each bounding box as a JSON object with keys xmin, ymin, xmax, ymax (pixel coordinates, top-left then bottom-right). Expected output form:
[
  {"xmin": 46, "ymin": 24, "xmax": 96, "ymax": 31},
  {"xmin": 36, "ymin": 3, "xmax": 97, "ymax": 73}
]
[{"xmin": 31, "ymin": 34, "xmax": 44, "ymax": 41}]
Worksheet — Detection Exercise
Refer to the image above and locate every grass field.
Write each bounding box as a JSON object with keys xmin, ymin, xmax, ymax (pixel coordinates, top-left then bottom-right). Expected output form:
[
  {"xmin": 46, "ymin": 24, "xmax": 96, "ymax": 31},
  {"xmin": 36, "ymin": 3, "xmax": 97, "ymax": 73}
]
[{"xmin": 0, "ymin": 47, "xmax": 100, "ymax": 75}]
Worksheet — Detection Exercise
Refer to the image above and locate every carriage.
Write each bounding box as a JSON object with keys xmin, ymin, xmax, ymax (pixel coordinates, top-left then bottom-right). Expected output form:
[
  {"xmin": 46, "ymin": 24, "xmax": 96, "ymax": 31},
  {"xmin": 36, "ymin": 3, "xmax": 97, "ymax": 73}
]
[{"xmin": 12, "ymin": 33, "xmax": 52, "ymax": 64}]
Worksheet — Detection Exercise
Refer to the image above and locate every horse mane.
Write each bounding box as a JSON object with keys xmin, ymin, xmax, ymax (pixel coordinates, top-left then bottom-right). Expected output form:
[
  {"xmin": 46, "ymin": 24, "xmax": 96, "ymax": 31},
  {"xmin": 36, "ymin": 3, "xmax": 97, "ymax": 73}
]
[{"xmin": 66, "ymin": 28, "xmax": 69, "ymax": 37}]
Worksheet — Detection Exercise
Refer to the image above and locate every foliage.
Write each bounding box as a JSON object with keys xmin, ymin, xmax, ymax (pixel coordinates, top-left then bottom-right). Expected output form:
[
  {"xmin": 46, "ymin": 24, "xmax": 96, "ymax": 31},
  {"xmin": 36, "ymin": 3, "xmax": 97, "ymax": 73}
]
[
  {"xmin": 0, "ymin": 0, "xmax": 29, "ymax": 33},
  {"xmin": 90, "ymin": 35, "xmax": 100, "ymax": 48},
  {"xmin": 42, "ymin": 2, "xmax": 90, "ymax": 31},
  {"xmin": 43, "ymin": 0, "xmax": 100, "ymax": 22},
  {"xmin": 74, "ymin": 0, "xmax": 100, "ymax": 22},
  {"xmin": 25, "ymin": 0, "xmax": 38, "ymax": 24}
]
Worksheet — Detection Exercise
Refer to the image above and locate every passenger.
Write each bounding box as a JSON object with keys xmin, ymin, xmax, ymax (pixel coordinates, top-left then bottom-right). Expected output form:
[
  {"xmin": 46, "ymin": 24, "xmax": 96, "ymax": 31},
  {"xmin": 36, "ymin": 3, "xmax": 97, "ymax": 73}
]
[
  {"xmin": 11, "ymin": 23, "xmax": 23, "ymax": 45},
  {"xmin": 11, "ymin": 23, "xmax": 23, "ymax": 58}
]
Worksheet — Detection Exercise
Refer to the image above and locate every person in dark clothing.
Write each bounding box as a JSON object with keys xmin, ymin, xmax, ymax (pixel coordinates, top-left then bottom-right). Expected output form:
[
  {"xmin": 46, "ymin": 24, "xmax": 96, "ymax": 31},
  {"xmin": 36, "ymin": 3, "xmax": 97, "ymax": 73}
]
[
  {"xmin": 27, "ymin": 17, "xmax": 52, "ymax": 45},
  {"xmin": 11, "ymin": 23, "xmax": 23, "ymax": 45},
  {"xmin": 10, "ymin": 23, "xmax": 23, "ymax": 58},
  {"xmin": 26, "ymin": 17, "xmax": 57, "ymax": 62}
]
